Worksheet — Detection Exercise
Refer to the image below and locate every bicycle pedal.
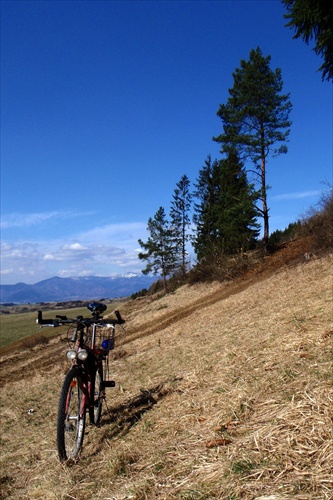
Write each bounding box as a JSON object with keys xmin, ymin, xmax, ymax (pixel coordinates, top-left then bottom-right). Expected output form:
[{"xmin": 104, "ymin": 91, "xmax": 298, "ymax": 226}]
[{"xmin": 102, "ymin": 381, "xmax": 115, "ymax": 388}]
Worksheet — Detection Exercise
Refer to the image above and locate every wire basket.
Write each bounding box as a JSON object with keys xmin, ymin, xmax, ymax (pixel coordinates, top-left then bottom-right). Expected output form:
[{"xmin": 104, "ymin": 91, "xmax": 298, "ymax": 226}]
[
  {"xmin": 65, "ymin": 322, "xmax": 125, "ymax": 353},
  {"xmin": 95, "ymin": 322, "xmax": 126, "ymax": 353}
]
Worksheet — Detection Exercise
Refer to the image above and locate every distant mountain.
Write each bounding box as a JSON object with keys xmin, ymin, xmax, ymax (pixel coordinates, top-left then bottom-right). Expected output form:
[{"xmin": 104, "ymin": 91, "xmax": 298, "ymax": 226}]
[{"xmin": 0, "ymin": 274, "xmax": 157, "ymax": 303}]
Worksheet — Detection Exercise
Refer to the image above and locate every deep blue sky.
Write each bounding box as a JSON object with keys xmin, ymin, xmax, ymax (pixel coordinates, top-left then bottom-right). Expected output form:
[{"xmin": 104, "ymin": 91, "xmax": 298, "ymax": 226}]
[{"xmin": 1, "ymin": 0, "xmax": 332, "ymax": 284}]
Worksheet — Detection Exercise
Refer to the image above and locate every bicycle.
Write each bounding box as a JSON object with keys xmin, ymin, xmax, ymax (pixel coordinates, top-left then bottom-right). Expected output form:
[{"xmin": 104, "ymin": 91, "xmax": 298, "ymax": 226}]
[{"xmin": 37, "ymin": 302, "xmax": 125, "ymax": 462}]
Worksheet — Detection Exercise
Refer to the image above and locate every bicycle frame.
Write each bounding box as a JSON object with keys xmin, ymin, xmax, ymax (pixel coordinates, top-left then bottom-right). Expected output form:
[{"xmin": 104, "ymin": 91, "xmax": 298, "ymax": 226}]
[
  {"xmin": 71, "ymin": 322, "xmax": 106, "ymax": 419},
  {"xmin": 37, "ymin": 303, "xmax": 125, "ymax": 462}
]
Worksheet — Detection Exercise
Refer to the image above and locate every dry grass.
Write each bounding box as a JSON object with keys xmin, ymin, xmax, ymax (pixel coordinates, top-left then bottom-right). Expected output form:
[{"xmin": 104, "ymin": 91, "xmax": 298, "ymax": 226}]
[{"xmin": 0, "ymin": 253, "xmax": 332, "ymax": 499}]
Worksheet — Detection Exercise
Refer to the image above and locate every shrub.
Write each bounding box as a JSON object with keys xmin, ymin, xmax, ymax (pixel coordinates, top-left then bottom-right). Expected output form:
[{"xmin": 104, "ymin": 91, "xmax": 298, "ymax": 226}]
[
  {"xmin": 268, "ymin": 220, "xmax": 303, "ymax": 250},
  {"xmin": 302, "ymin": 187, "xmax": 333, "ymax": 251},
  {"xmin": 187, "ymin": 252, "xmax": 258, "ymax": 284},
  {"xmin": 130, "ymin": 288, "xmax": 149, "ymax": 300}
]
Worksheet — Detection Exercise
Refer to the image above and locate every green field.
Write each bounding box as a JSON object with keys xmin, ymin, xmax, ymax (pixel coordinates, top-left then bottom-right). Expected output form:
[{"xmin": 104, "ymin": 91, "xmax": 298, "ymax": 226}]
[{"xmin": 0, "ymin": 306, "xmax": 95, "ymax": 349}]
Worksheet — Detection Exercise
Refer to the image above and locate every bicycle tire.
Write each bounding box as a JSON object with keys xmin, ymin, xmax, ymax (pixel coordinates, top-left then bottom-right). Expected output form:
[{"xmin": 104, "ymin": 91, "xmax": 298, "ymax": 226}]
[
  {"xmin": 89, "ymin": 364, "xmax": 103, "ymax": 425},
  {"xmin": 57, "ymin": 367, "xmax": 86, "ymax": 462}
]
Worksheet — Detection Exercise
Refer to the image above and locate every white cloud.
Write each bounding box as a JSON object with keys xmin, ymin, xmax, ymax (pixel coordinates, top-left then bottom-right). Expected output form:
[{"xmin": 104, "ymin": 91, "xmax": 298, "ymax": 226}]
[
  {"xmin": 58, "ymin": 268, "xmax": 93, "ymax": 278},
  {"xmin": 79, "ymin": 222, "xmax": 147, "ymax": 248},
  {"xmin": 0, "ymin": 268, "xmax": 13, "ymax": 276},
  {"xmin": 1, "ymin": 242, "xmax": 40, "ymax": 260},
  {"xmin": 0, "ymin": 210, "xmax": 96, "ymax": 229},
  {"xmin": 0, "ymin": 221, "xmax": 149, "ymax": 284},
  {"xmin": 67, "ymin": 243, "xmax": 87, "ymax": 251},
  {"xmin": 271, "ymin": 190, "xmax": 321, "ymax": 201},
  {"xmin": 42, "ymin": 243, "xmax": 126, "ymax": 263}
]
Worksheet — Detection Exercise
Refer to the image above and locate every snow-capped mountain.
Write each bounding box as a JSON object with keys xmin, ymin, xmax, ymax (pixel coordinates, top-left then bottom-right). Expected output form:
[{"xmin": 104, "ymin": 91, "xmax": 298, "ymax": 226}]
[{"xmin": 0, "ymin": 274, "xmax": 156, "ymax": 303}]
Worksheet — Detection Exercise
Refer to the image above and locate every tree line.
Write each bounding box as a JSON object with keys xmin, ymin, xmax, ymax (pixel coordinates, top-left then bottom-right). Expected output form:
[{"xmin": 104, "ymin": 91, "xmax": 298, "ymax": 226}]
[
  {"xmin": 138, "ymin": 47, "xmax": 292, "ymax": 287},
  {"xmin": 138, "ymin": 1, "xmax": 332, "ymax": 287}
]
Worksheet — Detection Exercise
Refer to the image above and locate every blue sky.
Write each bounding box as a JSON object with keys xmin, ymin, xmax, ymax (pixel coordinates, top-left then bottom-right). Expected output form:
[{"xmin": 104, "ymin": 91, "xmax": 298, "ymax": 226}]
[{"xmin": 1, "ymin": 0, "xmax": 332, "ymax": 285}]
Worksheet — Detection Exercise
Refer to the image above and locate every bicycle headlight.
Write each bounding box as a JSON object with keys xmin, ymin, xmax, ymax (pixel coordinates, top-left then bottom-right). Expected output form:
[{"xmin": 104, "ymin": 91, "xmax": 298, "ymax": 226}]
[
  {"xmin": 77, "ymin": 349, "xmax": 88, "ymax": 361},
  {"xmin": 66, "ymin": 349, "xmax": 77, "ymax": 360}
]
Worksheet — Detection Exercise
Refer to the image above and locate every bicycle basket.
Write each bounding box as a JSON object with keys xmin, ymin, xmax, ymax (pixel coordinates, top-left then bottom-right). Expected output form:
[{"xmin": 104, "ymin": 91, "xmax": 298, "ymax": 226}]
[{"xmin": 95, "ymin": 324, "xmax": 116, "ymax": 352}]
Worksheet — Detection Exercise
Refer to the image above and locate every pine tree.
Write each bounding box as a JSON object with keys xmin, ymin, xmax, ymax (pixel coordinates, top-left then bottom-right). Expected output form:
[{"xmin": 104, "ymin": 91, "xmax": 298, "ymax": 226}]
[
  {"xmin": 170, "ymin": 175, "xmax": 192, "ymax": 277},
  {"xmin": 283, "ymin": 0, "xmax": 333, "ymax": 82},
  {"xmin": 192, "ymin": 156, "xmax": 220, "ymax": 260},
  {"xmin": 215, "ymin": 149, "xmax": 260, "ymax": 255},
  {"xmin": 138, "ymin": 207, "xmax": 176, "ymax": 290},
  {"xmin": 213, "ymin": 47, "xmax": 292, "ymax": 249},
  {"xmin": 193, "ymin": 153, "xmax": 260, "ymax": 260}
]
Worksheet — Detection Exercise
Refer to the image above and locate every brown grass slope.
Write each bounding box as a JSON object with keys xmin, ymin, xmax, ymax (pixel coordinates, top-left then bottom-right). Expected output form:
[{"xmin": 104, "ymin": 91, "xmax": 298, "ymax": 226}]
[{"xmin": 0, "ymin": 245, "xmax": 332, "ymax": 499}]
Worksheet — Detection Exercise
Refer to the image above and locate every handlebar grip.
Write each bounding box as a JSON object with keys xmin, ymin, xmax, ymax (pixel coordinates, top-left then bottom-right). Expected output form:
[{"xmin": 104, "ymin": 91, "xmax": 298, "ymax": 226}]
[
  {"xmin": 37, "ymin": 310, "xmax": 58, "ymax": 326},
  {"xmin": 114, "ymin": 310, "xmax": 125, "ymax": 324},
  {"xmin": 37, "ymin": 311, "xmax": 43, "ymax": 324}
]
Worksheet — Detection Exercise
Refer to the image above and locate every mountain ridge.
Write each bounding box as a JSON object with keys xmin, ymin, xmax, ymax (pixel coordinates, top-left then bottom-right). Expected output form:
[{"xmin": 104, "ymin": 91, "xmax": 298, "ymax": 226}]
[{"xmin": 0, "ymin": 274, "xmax": 156, "ymax": 303}]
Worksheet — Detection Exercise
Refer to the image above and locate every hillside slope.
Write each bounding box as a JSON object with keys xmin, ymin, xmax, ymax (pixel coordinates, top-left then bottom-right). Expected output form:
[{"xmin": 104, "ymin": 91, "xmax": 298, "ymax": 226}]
[{"xmin": 0, "ymin": 249, "xmax": 332, "ymax": 499}]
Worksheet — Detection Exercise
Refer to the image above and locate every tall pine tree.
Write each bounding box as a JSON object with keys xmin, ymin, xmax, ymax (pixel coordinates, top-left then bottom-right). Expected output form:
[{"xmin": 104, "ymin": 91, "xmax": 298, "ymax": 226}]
[
  {"xmin": 170, "ymin": 175, "xmax": 192, "ymax": 277},
  {"xmin": 213, "ymin": 47, "xmax": 292, "ymax": 249}
]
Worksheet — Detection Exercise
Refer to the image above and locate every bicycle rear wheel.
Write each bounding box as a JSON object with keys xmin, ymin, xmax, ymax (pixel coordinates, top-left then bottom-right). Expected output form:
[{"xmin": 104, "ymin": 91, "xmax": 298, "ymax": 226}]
[
  {"xmin": 89, "ymin": 365, "xmax": 103, "ymax": 425},
  {"xmin": 57, "ymin": 368, "xmax": 86, "ymax": 462}
]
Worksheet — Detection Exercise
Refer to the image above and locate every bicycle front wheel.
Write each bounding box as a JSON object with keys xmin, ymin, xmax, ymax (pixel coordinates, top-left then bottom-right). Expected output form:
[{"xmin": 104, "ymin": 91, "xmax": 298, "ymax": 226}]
[
  {"xmin": 57, "ymin": 368, "xmax": 86, "ymax": 462},
  {"xmin": 89, "ymin": 365, "xmax": 103, "ymax": 425}
]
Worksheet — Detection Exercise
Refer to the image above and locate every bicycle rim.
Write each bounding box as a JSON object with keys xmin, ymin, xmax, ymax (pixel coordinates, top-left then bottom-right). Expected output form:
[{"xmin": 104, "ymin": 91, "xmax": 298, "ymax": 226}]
[{"xmin": 57, "ymin": 368, "xmax": 86, "ymax": 462}]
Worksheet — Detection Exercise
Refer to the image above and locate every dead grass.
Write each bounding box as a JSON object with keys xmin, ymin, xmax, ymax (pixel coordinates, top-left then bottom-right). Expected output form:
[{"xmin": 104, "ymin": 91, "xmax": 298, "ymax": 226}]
[{"xmin": 0, "ymin": 253, "xmax": 332, "ymax": 499}]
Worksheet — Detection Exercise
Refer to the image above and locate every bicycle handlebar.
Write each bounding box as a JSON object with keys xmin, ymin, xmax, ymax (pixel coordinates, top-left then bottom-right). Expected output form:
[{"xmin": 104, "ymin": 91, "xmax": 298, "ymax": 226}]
[{"xmin": 37, "ymin": 309, "xmax": 125, "ymax": 327}]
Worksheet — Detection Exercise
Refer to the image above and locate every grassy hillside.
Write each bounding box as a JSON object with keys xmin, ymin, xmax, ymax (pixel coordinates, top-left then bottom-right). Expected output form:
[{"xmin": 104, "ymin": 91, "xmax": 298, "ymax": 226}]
[
  {"xmin": 0, "ymin": 300, "xmax": 124, "ymax": 349},
  {"xmin": 0, "ymin": 307, "xmax": 88, "ymax": 349},
  {"xmin": 0, "ymin": 250, "xmax": 332, "ymax": 499}
]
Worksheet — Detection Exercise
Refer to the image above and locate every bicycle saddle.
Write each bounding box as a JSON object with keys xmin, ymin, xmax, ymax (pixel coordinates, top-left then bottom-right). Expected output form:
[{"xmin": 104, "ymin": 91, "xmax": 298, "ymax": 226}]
[{"xmin": 87, "ymin": 302, "xmax": 107, "ymax": 315}]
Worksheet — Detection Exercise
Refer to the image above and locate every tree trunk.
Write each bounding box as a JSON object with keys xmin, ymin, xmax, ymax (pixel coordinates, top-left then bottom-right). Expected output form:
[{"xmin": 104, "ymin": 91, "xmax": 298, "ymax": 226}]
[{"xmin": 261, "ymin": 156, "xmax": 269, "ymax": 251}]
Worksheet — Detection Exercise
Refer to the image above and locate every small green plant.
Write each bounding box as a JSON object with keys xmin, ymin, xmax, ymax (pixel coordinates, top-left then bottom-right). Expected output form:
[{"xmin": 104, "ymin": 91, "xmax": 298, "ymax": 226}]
[
  {"xmin": 109, "ymin": 451, "xmax": 137, "ymax": 477},
  {"xmin": 179, "ymin": 487, "xmax": 216, "ymax": 499},
  {"xmin": 213, "ymin": 386, "xmax": 226, "ymax": 394},
  {"xmin": 230, "ymin": 458, "xmax": 257, "ymax": 474}
]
